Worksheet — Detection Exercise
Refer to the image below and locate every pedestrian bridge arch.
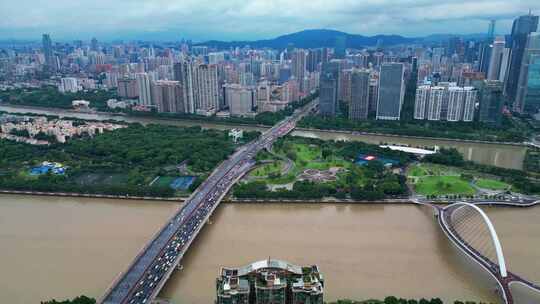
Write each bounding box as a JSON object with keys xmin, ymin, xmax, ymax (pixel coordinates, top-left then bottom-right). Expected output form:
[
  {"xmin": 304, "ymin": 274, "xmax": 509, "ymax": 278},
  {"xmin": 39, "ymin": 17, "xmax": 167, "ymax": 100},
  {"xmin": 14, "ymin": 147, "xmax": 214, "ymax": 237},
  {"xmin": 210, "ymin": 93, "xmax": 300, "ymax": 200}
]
[{"xmin": 444, "ymin": 202, "xmax": 508, "ymax": 278}]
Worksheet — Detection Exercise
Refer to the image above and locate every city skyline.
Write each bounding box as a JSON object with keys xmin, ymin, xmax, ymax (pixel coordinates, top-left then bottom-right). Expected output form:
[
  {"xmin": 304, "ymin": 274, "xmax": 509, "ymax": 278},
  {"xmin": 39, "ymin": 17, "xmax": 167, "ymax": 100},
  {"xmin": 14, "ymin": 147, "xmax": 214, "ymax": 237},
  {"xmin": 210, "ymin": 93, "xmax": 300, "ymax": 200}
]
[{"xmin": 1, "ymin": 1, "xmax": 540, "ymax": 41}]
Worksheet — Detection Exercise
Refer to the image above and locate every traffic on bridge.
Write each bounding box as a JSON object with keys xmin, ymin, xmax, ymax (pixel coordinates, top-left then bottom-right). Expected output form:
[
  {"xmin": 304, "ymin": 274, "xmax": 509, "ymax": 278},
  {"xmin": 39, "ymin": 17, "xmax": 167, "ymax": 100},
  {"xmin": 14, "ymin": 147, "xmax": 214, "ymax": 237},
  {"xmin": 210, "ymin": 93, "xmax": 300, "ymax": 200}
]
[{"xmin": 100, "ymin": 101, "xmax": 318, "ymax": 304}]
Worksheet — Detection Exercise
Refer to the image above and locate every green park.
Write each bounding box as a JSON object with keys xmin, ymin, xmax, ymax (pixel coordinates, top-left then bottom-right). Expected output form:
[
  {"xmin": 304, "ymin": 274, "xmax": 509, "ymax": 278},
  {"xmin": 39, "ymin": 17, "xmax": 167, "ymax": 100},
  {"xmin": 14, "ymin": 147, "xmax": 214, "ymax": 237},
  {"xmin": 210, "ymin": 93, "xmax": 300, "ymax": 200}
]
[
  {"xmin": 234, "ymin": 136, "xmax": 412, "ymax": 200},
  {"xmin": 0, "ymin": 122, "xmax": 259, "ymax": 197},
  {"xmin": 408, "ymin": 162, "xmax": 512, "ymax": 197}
]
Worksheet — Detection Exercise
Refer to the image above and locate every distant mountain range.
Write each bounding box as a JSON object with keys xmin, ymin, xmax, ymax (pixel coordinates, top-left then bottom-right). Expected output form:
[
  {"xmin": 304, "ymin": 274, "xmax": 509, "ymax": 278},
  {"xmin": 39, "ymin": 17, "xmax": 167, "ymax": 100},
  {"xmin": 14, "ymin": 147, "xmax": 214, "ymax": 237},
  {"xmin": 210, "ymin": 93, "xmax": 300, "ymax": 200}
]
[
  {"xmin": 195, "ymin": 29, "xmax": 489, "ymax": 50},
  {"xmin": 0, "ymin": 29, "xmax": 491, "ymax": 48}
]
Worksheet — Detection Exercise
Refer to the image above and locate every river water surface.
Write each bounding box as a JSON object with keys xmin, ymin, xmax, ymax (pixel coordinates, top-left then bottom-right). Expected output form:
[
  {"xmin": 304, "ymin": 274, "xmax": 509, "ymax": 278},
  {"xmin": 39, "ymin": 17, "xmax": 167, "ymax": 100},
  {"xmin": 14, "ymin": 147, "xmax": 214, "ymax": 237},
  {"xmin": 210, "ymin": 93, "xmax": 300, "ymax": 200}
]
[{"xmin": 0, "ymin": 195, "xmax": 539, "ymax": 304}]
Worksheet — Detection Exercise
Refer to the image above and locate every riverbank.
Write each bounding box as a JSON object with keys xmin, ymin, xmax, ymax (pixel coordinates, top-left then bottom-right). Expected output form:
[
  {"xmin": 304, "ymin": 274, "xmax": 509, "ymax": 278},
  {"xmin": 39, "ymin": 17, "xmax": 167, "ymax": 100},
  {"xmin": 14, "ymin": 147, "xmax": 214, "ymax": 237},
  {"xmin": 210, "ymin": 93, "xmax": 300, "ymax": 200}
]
[
  {"xmin": 0, "ymin": 189, "xmax": 186, "ymax": 202},
  {"xmin": 0, "ymin": 189, "xmax": 411, "ymax": 204},
  {"xmin": 0, "ymin": 104, "xmax": 528, "ymax": 146},
  {"xmin": 295, "ymin": 127, "xmax": 528, "ymax": 147},
  {"xmin": 3, "ymin": 189, "xmax": 537, "ymax": 209},
  {"xmin": 0, "ymin": 103, "xmax": 270, "ymax": 129}
]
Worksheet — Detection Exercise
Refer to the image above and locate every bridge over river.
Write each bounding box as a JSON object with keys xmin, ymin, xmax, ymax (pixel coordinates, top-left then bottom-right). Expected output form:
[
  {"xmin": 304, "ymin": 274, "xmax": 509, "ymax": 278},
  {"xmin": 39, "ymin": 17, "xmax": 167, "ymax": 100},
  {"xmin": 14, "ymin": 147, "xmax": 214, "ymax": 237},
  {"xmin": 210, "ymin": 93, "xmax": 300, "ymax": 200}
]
[
  {"xmin": 99, "ymin": 101, "xmax": 318, "ymax": 304},
  {"xmin": 416, "ymin": 200, "xmax": 540, "ymax": 304}
]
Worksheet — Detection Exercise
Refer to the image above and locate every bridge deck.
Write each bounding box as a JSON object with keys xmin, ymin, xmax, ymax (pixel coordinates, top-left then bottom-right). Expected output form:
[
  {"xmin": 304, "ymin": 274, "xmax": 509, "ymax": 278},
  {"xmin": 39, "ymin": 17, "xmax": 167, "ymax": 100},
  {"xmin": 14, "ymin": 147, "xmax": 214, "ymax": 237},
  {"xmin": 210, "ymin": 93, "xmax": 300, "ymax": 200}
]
[
  {"xmin": 100, "ymin": 101, "xmax": 317, "ymax": 304},
  {"xmin": 438, "ymin": 204, "xmax": 540, "ymax": 304}
]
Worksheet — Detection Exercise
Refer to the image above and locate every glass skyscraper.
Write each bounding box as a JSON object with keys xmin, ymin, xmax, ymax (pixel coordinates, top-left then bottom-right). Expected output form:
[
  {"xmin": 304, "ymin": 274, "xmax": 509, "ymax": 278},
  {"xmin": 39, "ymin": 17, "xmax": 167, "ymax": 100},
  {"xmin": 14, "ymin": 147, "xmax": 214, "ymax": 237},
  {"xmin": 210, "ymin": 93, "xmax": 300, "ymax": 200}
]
[
  {"xmin": 376, "ymin": 63, "xmax": 405, "ymax": 120},
  {"xmin": 505, "ymin": 14, "xmax": 539, "ymax": 108},
  {"xmin": 516, "ymin": 32, "xmax": 540, "ymax": 113}
]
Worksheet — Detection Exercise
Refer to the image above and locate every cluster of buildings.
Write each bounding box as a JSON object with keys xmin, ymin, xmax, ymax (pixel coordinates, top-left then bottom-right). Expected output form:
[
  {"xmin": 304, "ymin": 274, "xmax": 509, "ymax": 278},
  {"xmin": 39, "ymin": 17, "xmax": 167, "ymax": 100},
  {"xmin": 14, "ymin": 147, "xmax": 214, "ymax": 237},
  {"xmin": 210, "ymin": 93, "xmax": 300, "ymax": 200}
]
[
  {"xmin": 2, "ymin": 35, "xmax": 320, "ymax": 117},
  {"xmin": 315, "ymin": 13, "xmax": 540, "ymax": 125},
  {"xmin": 216, "ymin": 259, "xmax": 324, "ymax": 304},
  {"xmin": 0, "ymin": 114, "xmax": 125, "ymax": 144},
  {"xmin": 0, "ymin": 14, "xmax": 538, "ymax": 124},
  {"xmin": 414, "ymin": 83, "xmax": 477, "ymax": 122}
]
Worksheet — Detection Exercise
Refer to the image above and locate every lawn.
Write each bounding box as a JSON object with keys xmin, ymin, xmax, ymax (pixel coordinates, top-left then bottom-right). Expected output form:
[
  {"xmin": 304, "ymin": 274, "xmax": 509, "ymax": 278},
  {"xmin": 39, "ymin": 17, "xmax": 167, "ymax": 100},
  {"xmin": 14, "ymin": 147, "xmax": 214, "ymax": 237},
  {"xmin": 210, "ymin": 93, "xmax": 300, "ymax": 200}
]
[
  {"xmin": 415, "ymin": 175, "xmax": 476, "ymax": 196},
  {"xmin": 475, "ymin": 178, "xmax": 509, "ymax": 190},
  {"xmin": 292, "ymin": 143, "xmax": 321, "ymax": 161},
  {"xmin": 254, "ymin": 142, "xmax": 353, "ymax": 185},
  {"xmin": 74, "ymin": 173, "xmax": 128, "ymax": 186},
  {"xmin": 408, "ymin": 165, "xmax": 428, "ymax": 177},
  {"xmin": 251, "ymin": 161, "xmax": 284, "ymax": 177}
]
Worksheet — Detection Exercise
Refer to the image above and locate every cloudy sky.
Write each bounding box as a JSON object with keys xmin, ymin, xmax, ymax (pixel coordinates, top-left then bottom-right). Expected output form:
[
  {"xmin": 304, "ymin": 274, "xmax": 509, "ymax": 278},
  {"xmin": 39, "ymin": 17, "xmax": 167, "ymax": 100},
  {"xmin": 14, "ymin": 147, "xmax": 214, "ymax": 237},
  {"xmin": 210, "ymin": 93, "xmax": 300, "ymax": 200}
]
[{"xmin": 1, "ymin": 0, "xmax": 539, "ymax": 41}]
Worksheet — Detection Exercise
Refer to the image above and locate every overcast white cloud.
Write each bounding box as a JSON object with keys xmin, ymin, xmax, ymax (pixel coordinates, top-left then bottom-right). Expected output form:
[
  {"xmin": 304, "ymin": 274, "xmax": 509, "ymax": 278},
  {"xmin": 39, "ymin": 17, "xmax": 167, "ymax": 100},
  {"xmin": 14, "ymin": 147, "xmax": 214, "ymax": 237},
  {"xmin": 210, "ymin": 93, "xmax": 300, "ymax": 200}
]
[{"xmin": 1, "ymin": 0, "xmax": 539, "ymax": 41}]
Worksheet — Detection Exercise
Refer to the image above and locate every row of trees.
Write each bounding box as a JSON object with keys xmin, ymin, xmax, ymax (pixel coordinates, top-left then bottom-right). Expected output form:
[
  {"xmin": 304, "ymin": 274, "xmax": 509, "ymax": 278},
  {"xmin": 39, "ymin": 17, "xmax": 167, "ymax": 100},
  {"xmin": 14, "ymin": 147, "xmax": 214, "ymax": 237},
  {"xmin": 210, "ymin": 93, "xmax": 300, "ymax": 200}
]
[
  {"xmin": 524, "ymin": 149, "xmax": 540, "ymax": 173},
  {"xmin": 41, "ymin": 296, "xmax": 95, "ymax": 304},
  {"xmin": 0, "ymin": 173, "xmax": 174, "ymax": 197},
  {"xmin": 298, "ymin": 115, "xmax": 526, "ymax": 143},
  {"xmin": 330, "ymin": 297, "xmax": 492, "ymax": 304},
  {"xmin": 8, "ymin": 128, "xmax": 57, "ymax": 142},
  {"xmin": 0, "ymin": 86, "xmax": 116, "ymax": 111},
  {"xmin": 423, "ymin": 148, "xmax": 540, "ymax": 194},
  {"xmin": 42, "ymin": 295, "xmax": 490, "ymax": 304},
  {"xmin": 234, "ymin": 180, "xmax": 337, "ymax": 200}
]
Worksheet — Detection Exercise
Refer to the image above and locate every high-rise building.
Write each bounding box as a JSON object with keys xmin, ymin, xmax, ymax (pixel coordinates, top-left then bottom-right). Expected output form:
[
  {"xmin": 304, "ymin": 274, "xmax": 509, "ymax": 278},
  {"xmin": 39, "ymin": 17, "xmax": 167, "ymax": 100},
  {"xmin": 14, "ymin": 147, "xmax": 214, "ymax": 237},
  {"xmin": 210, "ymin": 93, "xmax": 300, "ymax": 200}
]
[
  {"xmin": 278, "ymin": 66, "xmax": 292, "ymax": 84},
  {"xmin": 239, "ymin": 72, "xmax": 255, "ymax": 86},
  {"xmin": 319, "ymin": 73, "xmax": 338, "ymax": 117},
  {"xmin": 59, "ymin": 77, "xmax": 79, "ymax": 93},
  {"xmin": 208, "ymin": 52, "xmax": 225, "ymax": 65},
  {"xmin": 136, "ymin": 73, "xmax": 152, "ymax": 106},
  {"xmin": 487, "ymin": 36, "xmax": 506, "ymax": 80},
  {"xmin": 349, "ymin": 69, "xmax": 370, "ymax": 120},
  {"xmin": 339, "ymin": 69, "xmax": 353, "ymax": 103},
  {"xmin": 426, "ymin": 86, "xmax": 445, "ymax": 121},
  {"xmin": 117, "ymin": 78, "xmax": 139, "ymax": 99},
  {"xmin": 447, "ymin": 86, "xmax": 477, "ymax": 122},
  {"xmin": 283, "ymin": 80, "xmax": 300, "ymax": 103},
  {"xmin": 515, "ymin": 32, "xmax": 540, "ymax": 113},
  {"xmin": 216, "ymin": 259, "xmax": 324, "ymax": 304},
  {"xmin": 478, "ymin": 42, "xmax": 492, "ymax": 75},
  {"xmin": 432, "ymin": 48, "xmax": 445, "ymax": 73},
  {"xmin": 319, "ymin": 61, "xmax": 340, "ymax": 117},
  {"xmin": 499, "ymin": 48, "xmax": 512, "ymax": 82},
  {"xmin": 175, "ymin": 61, "xmax": 220, "ymax": 114},
  {"xmin": 90, "ymin": 37, "xmax": 98, "ymax": 52},
  {"xmin": 368, "ymin": 75, "xmax": 379, "ymax": 116},
  {"xmin": 193, "ymin": 63, "xmax": 219, "ymax": 114},
  {"xmin": 192, "ymin": 46, "xmax": 208, "ymax": 56},
  {"xmin": 42, "ymin": 34, "xmax": 57, "ymax": 73},
  {"xmin": 411, "ymin": 57, "xmax": 419, "ymax": 85},
  {"xmin": 173, "ymin": 62, "xmax": 183, "ymax": 82},
  {"xmin": 488, "ymin": 20, "xmax": 496, "ymax": 41},
  {"xmin": 376, "ymin": 63, "xmax": 405, "ymax": 120},
  {"xmin": 505, "ymin": 14, "xmax": 539, "ymax": 103},
  {"xmin": 105, "ymin": 72, "xmax": 119, "ymax": 88},
  {"xmin": 479, "ymin": 80, "xmax": 504, "ymax": 125},
  {"xmin": 334, "ymin": 36, "xmax": 347, "ymax": 59},
  {"xmin": 291, "ymin": 49, "xmax": 307, "ymax": 92},
  {"xmin": 414, "ymin": 85, "xmax": 430, "ymax": 120},
  {"xmin": 150, "ymin": 80, "xmax": 184, "ymax": 113},
  {"xmin": 307, "ymin": 49, "xmax": 324, "ymax": 72},
  {"xmin": 414, "ymin": 84, "xmax": 476, "ymax": 122},
  {"xmin": 224, "ymin": 84, "xmax": 255, "ymax": 117}
]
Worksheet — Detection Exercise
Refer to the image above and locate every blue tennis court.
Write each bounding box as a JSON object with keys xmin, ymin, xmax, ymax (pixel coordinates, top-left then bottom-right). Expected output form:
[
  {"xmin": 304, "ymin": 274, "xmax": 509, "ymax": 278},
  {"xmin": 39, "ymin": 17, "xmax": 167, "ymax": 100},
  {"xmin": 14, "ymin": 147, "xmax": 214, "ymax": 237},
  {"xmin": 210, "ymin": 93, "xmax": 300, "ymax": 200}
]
[{"xmin": 170, "ymin": 176, "xmax": 196, "ymax": 190}]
